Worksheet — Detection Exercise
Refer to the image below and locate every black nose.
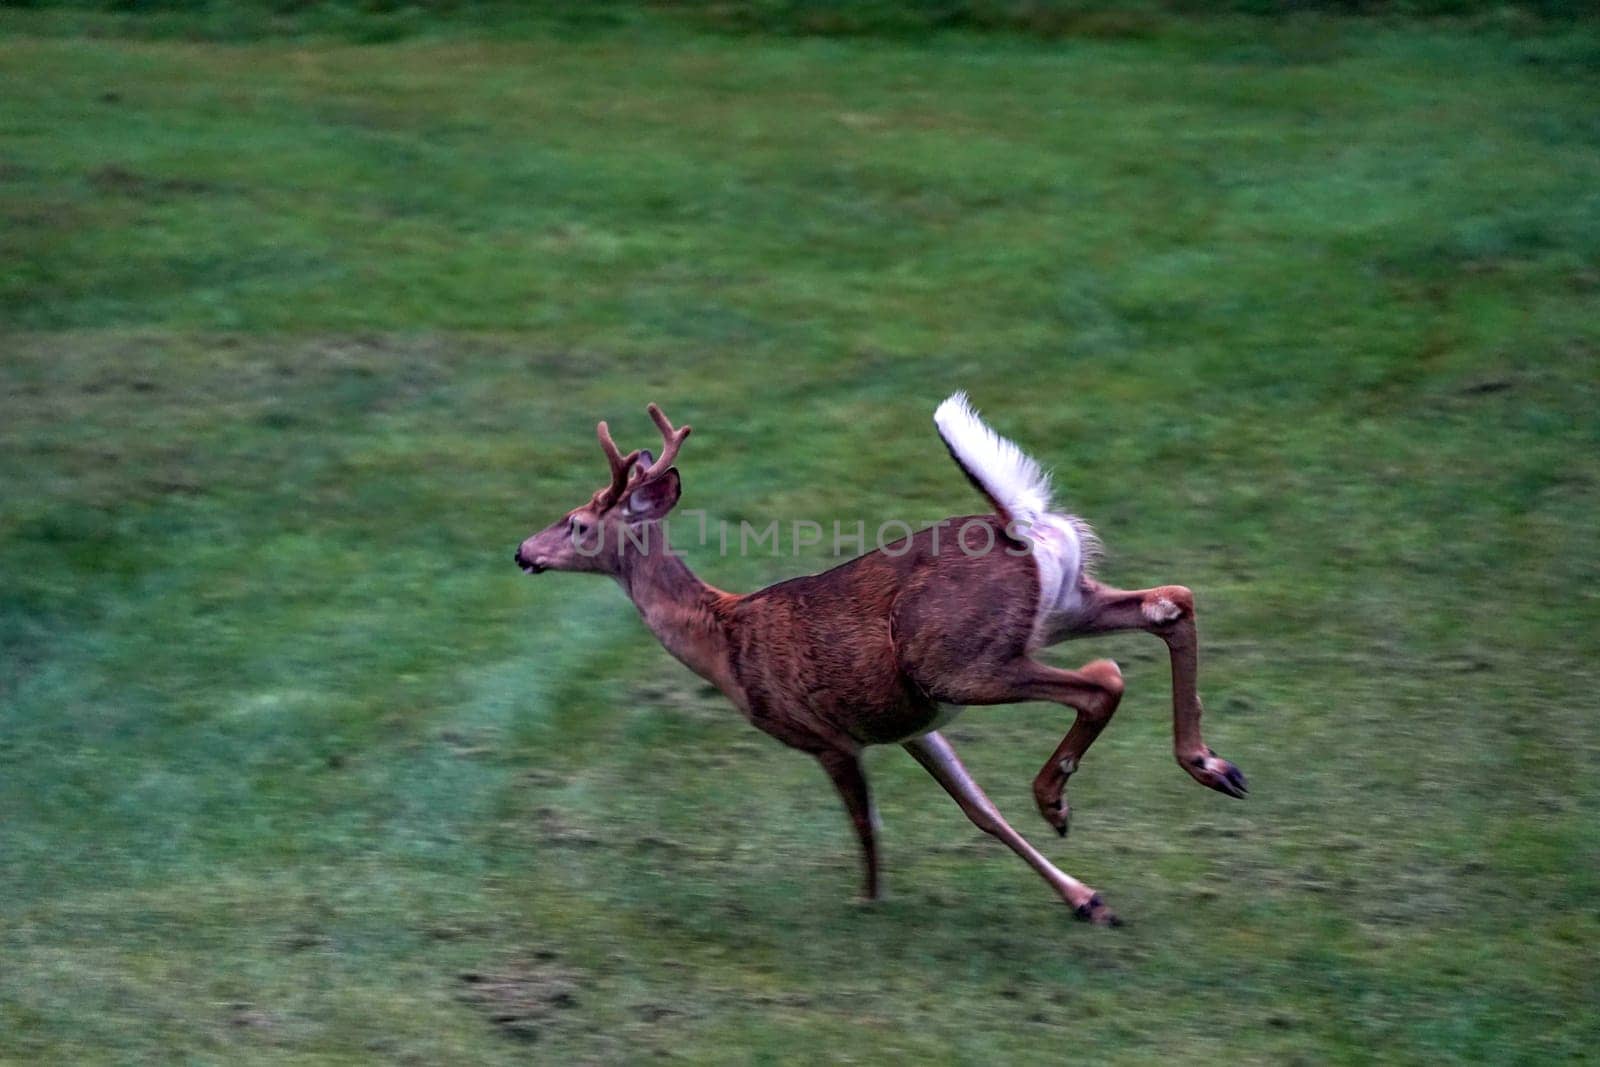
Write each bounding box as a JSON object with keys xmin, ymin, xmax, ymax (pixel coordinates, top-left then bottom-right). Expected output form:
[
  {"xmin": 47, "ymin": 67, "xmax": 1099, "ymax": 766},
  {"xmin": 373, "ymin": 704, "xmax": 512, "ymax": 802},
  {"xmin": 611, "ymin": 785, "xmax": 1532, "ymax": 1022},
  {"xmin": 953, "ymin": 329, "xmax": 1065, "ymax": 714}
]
[{"xmin": 513, "ymin": 549, "xmax": 525, "ymax": 566}]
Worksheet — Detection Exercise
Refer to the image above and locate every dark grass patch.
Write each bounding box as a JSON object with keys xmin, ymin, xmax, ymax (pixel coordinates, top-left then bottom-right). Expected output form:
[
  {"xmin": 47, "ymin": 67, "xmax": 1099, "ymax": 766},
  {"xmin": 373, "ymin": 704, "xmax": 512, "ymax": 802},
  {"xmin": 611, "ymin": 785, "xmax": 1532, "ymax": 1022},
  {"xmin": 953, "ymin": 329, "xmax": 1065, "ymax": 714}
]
[
  {"xmin": 88, "ymin": 163, "xmax": 217, "ymax": 197},
  {"xmin": 456, "ymin": 955, "xmax": 586, "ymax": 1044}
]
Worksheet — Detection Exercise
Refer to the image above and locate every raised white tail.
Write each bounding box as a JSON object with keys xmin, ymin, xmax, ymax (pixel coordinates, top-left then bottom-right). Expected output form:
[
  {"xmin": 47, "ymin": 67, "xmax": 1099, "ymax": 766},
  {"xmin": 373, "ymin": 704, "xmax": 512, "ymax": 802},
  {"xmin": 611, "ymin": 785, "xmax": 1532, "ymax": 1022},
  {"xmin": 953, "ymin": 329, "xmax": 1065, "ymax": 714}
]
[
  {"xmin": 934, "ymin": 391, "xmax": 1103, "ymax": 642},
  {"xmin": 933, "ymin": 391, "xmax": 1053, "ymax": 530}
]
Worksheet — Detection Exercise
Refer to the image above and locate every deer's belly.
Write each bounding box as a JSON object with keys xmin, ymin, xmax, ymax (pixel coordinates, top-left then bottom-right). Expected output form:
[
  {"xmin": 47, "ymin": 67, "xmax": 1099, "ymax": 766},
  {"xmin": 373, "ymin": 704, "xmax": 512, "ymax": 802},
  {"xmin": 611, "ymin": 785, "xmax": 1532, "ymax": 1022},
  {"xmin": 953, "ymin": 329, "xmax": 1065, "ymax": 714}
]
[{"xmin": 843, "ymin": 700, "xmax": 964, "ymax": 746}]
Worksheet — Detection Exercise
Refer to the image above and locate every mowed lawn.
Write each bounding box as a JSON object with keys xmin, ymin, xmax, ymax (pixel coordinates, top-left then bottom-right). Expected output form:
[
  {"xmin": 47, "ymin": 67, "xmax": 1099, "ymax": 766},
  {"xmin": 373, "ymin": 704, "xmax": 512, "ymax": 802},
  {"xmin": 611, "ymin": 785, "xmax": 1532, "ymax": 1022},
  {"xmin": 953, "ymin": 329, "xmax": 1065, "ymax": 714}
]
[{"xmin": 2, "ymin": 11, "xmax": 1598, "ymax": 1063}]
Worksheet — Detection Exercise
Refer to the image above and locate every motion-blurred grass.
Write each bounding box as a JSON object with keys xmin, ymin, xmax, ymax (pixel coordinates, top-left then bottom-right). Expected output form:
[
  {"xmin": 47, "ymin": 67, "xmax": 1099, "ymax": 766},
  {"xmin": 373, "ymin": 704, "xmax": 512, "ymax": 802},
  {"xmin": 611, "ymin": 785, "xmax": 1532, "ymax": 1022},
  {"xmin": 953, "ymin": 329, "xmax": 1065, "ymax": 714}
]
[{"xmin": 2, "ymin": 5, "xmax": 1598, "ymax": 1062}]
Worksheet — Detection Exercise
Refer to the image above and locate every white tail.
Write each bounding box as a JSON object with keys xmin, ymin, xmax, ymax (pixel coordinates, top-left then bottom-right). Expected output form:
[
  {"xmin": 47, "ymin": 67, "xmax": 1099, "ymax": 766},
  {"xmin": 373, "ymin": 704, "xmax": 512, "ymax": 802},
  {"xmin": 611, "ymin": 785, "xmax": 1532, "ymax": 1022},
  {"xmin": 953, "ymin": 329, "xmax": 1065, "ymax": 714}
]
[{"xmin": 934, "ymin": 391, "xmax": 1053, "ymax": 529}]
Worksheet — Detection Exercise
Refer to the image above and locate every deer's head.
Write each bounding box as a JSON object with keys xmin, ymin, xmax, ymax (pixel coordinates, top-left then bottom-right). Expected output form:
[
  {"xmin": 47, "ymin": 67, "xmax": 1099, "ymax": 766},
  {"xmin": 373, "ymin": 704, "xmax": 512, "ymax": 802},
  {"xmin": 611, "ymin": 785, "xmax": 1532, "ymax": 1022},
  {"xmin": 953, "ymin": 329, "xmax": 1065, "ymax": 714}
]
[{"xmin": 515, "ymin": 403, "xmax": 690, "ymax": 577}]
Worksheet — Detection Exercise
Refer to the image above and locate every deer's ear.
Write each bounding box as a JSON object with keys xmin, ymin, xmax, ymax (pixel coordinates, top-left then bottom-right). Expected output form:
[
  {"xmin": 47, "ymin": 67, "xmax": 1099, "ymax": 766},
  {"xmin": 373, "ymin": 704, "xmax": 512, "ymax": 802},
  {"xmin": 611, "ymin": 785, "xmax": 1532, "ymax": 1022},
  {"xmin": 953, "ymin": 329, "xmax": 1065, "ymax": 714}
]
[
  {"xmin": 623, "ymin": 469, "xmax": 680, "ymax": 522},
  {"xmin": 633, "ymin": 449, "xmax": 655, "ymax": 471}
]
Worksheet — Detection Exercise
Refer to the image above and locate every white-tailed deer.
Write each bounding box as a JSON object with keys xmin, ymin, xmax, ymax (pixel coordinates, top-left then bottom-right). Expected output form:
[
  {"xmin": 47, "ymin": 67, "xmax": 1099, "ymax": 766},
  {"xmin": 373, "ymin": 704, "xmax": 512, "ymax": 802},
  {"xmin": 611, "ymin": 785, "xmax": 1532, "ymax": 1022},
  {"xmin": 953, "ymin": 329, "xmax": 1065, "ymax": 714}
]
[{"xmin": 515, "ymin": 395, "xmax": 1246, "ymax": 925}]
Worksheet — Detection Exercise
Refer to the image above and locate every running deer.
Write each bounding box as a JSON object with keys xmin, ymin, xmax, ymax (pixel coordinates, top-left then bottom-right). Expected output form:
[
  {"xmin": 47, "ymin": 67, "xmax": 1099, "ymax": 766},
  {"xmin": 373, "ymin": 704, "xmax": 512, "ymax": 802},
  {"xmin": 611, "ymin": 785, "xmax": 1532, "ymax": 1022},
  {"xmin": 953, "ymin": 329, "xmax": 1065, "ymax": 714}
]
[{"xmin": 514, "ymin": 395, "xmax": 1247, "ymax": 925}]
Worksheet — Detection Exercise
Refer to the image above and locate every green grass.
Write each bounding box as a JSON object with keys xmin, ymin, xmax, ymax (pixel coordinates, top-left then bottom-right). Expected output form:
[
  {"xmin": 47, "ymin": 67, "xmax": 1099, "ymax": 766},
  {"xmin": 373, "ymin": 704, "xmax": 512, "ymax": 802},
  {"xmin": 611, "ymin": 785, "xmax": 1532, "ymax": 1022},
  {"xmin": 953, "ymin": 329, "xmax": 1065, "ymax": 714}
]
[{"xmin": 3, "ymin": 8, "xmax": 1599, "ymax": 1063}]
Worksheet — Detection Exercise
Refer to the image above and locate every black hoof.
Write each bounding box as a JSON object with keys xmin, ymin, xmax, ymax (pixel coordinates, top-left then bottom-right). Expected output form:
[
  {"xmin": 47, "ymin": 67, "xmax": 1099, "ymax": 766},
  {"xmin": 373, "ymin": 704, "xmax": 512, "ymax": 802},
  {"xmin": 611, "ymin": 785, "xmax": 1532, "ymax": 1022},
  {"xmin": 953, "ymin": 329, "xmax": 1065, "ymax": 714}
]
[{"xmin": 1073, "ymin": 892, "xmax": 1121, "ymax": 927}]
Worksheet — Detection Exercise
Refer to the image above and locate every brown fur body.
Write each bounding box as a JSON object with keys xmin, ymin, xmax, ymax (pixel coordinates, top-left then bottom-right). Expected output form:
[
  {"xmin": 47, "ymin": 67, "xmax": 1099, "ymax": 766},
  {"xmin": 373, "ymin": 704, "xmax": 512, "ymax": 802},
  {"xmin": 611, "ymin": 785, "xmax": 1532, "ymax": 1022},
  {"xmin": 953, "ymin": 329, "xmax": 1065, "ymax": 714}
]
[{"xmin": 712, "ymin": 516, "xmax": 1033, "ymax": 749}]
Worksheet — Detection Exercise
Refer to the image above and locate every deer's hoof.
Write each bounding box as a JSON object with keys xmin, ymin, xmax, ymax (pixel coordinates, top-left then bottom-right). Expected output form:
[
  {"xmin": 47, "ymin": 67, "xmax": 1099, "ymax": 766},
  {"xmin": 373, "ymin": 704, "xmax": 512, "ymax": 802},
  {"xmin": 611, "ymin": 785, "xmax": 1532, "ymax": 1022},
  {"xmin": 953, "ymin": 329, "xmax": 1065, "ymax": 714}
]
[
  {"xmin": 1034, "ymin": 759, "xmax": 1077, "ymax": 836},
  {"xmin": 1183, "ymin": 749, "xmax": 1249, "ymax": 799},
  {"xmin": 1034, "ymin": 793, "xmax": 1071, "ymax": 837},
  {"xmin": 1073, "ymin": 892, "xmax": 1121, "ymax": 927}
]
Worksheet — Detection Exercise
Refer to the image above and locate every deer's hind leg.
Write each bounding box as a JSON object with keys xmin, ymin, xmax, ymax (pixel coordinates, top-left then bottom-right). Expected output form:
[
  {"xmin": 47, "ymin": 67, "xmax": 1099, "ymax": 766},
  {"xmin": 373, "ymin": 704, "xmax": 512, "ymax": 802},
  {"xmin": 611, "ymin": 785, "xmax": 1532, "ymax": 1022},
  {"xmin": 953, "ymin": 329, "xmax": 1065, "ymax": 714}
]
[
  {"xmin": 893, "ymin": 571, "xmax": 1126, "ymax": 838},
  {"xmin": 1023, "ymin": 660, "xmax": 1127, "ymax": 837},
  {"xmin": 1068, "ymin": 581, "xmax": 1248, "ymax": 800},
  {"xmin": 910, "ymin": 654, "xmax": 1125, "ymax": 838},
  {"xmin": 904, "ymin": 730, "xmax": 1118, "ymax": 925}
]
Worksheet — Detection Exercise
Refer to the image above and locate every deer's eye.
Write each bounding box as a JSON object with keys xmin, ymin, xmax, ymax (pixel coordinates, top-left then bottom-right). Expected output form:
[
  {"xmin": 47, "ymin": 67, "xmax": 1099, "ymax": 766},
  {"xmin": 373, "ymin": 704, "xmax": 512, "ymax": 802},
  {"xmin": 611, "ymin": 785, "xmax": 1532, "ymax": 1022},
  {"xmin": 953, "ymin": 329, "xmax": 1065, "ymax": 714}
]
[{"xmin": 570, "ymin": 518, "xmax": 591, "ymax": 537}]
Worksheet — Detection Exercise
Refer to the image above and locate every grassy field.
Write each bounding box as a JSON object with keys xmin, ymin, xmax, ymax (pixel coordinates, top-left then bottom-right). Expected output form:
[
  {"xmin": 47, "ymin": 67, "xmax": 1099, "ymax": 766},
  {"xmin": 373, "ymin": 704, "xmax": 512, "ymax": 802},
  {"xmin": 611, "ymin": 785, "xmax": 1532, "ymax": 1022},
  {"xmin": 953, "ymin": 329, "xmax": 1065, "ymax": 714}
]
[{"xmin": 3, "ymin": 8, "xmax": 1598, "ymax": 1063}]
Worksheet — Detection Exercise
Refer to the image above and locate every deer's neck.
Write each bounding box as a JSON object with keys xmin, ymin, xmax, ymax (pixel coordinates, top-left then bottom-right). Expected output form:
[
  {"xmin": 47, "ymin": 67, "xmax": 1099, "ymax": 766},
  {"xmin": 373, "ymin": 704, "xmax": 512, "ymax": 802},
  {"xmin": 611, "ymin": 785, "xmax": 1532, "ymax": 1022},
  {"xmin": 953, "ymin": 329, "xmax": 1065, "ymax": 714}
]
[{"xmin": 617, "ymin": 528, "xmax": 735, "ymax": 692}]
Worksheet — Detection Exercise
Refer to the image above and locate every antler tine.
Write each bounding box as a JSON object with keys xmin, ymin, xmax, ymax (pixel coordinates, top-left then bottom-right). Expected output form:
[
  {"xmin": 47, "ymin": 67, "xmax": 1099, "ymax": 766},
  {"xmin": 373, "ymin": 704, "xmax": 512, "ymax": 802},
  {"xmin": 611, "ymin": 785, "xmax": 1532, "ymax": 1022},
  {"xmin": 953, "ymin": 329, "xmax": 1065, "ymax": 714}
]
[
  {"xmin": 596, "ymin": 420, "xmax": 641, "ymax": 504},
  {"xmin": 633, "ymin": 403, "xmax": 691, "ymax": 484}
]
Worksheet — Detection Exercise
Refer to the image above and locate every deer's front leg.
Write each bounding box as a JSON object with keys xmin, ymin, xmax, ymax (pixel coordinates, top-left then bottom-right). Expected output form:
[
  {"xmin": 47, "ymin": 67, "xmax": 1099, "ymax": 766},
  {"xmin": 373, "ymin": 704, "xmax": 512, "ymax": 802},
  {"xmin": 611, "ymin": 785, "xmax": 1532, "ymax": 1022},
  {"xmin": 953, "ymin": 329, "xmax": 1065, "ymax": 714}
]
[
  {"xmin": 1075, "ymin": 582, "xmax": 1248, "ymax": 800},
  {"xmin": 817, "ymin": 749, "xmax": 880, "ymax": 902}
]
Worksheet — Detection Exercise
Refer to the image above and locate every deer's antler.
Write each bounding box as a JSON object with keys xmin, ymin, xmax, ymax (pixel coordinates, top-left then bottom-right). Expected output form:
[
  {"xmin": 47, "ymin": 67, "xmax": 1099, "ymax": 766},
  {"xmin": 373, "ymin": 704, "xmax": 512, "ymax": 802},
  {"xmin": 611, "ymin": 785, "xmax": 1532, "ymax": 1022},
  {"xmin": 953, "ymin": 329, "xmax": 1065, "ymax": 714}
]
[
  {"xmin": 595, "ymin": 420, "xmax": 641, "ymax": 508},
  {"xmin": 634, "ymin": 403, "xmax": 691, "ymax": 485},
  {"xmin": 592, "ymin": 404, "xmax": 689, "ymax": 509}
]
